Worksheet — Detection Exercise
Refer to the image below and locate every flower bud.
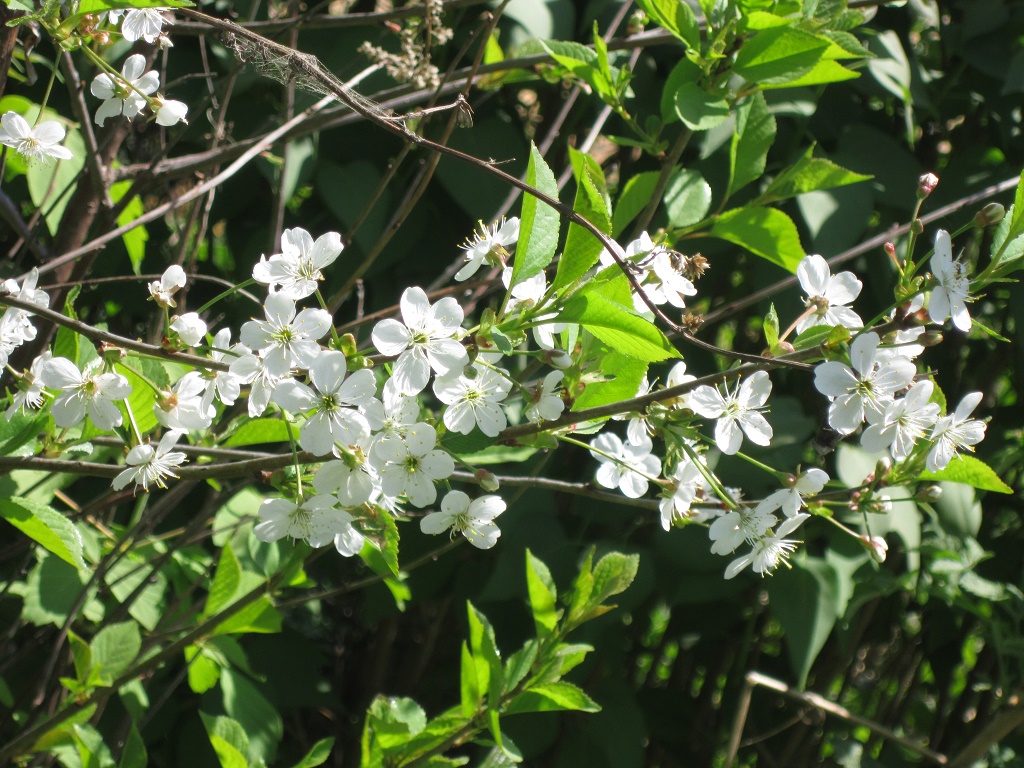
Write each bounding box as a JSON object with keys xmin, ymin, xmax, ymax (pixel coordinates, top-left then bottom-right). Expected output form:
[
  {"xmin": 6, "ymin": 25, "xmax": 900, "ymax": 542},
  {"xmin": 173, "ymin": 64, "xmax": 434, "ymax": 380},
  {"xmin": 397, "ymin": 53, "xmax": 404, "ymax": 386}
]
[
  {"xmin": 919, "ymin": 330, "xmax": 944, "ymax": 347},
  {"xmin": 861, "ymin": 534, "xmax": 888, "ymax": 563},
  {"xmin": 916, "ymin": 484, "xmax": 943, "ymax": 503},
  {"xmin": 917, "ymin": 172, "xmax": 939, "ymax": 199},
  {"xmin": 910, "ymin": 218, "xmax": 924, "ymax": 235},
  {"xmin": 974, "ymin": 202, "xmax": 1005, "ymax": 228},
  {"xmin": 475, "ymin": 469, "xmax": 500, "ymax": 493},
  {"xmin": 545, "ymin": 349, "xmax": 573, "ymax": 369},
  {"xmin": 875, "ymin": 457, "xmax": 892, "ymax": 480}
]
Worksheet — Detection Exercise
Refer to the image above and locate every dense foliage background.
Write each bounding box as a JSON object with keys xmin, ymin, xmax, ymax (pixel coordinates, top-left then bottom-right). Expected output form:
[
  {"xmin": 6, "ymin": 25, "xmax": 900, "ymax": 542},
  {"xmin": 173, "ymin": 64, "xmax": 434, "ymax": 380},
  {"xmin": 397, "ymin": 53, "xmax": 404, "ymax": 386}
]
[{"xmin": 0, "ymin": 0, "xmax": 1023, "ymax": 766}]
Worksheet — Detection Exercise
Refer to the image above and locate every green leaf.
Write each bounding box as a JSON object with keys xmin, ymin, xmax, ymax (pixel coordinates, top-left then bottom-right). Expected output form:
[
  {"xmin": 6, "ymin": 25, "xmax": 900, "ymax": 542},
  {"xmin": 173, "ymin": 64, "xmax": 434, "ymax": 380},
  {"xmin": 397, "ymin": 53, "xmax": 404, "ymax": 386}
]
[
  {"xmin": 90, "ymin": 621, "xmax": 141, "ymax": 685},
  {"xmin": 76, "ymin": 0, "xmax": 194, "ymax": 10},
  {"xmin": 728, "ymin": 92, "xmax": 776, "ymax": 198},
  {"xmin": 757, "ymin": 147, "xmax": 872, "ymax": 204},
  {"xmin": 525, "ymin": 550, "xmax": 558, "ymax": 638},
  {"xmin": 664, "ymin": 168, "xmax": 712, "ymax": 228},
  {"xmin": 760, "ymin": 59, "xmax": 860, "ymax": 89},
  {"xmin": 555, "ymin": 159, "xmax": 612, "ymax": 290},
  {"xmin": 201, "ymin": 714, "xmax": 249, "ymax": 768},
  {"xmin": 988, "ymin": 202, "xmax": 1024, "ymax": 280},
  {"xmin": 460, "ymin": 641, "xmax": 480, "ymax": 718},
  {"xmin": 288, "ymin": 737, "xmax": 334, "ymax": 768},
  {"xmin": 673, "ymin": 82, "xmax": 730, "ymax": 131},
  {"xmin": 918, "ymin": 456, "xmax": 1012, "ymax": 494},
  {"xmin": 708, "ymin": 207, "xmax": 806, "ymax": 272},
  {"xmin": 223, "ymin": 418, "xmax": 297, "ymax": 447},
  {"xmin": 0, "ymin": 497, "xmax": 85, "ymax": 569},
  {"xmin": 733, "ymin": 27, "xmax": 830, "ymax": 85},
  {"xmin": 510, "ymin": 143, "xmax": 560, "ymax": 288},
  {"xmin": 503, "ymin": 641, "xmax": 538, "ymax": 692},
  {"xmin": 69, "ymin": 631, "xmax": 93, "ymax": 684},
  {"xmin": 766, "ymin": 557, "xmax": 840, "ymax": 688},
  {"xmin": 214, "ymin": 595, "xmax": 282, "ymax": 636},
  {"xmin": 185, "ymin": 645, "xmax": 222, "ymax": 694},
  {"xmin": 763, "ymin": 303, "xmax": 780, "ymax": 348},
  {"xmin": 365, "ymin": 696, "xmax": 427, "ymax": 750},
  {"xmin": 118, "ymin": 724, "xmax": 147, "ymax": 768},
  {"xmin": 0, "ymin": 410, "xmax": 48, "ymax": 458},
  {"xmin": 589, "ymin": 551, "xmax": 639, "ymax": 608},
  {"xmin": 203, "ymin": 544, "xmax": 242, "ymax": 620},
  {"xmin": 114, "ymin": 363, "xmax": 159, "ymax": 434},
  {"xmin": 111, "ymin": 181, "xmax": 148, "ymax": 276},
  {"xmin": 611, "ymin": 171, "xmax": 659, "ymax": 237},
  {"xmin": 634, "ymin": 0, "xmax": 700, "ymax": 49},
  {"xmin": 220, "ymin": 668, "xmax": 284, "ymax": 763},
  {"xmin": 933, "ymin": 482, "xmax": 982, "ymax": 538},
  {"xmin": 505, "ymin": 682, "xmax": 601, "ymax": 714},
  {"xmin": 557, "ymin": 294, "xmax": 679, "ymax": 362},
  {"xmin": 105, "ymin": 555, "xmax": 168, "ymax": 631},
  {"xmin": 573, "ymin": 350, "xmax": 648, "ymax": 411}
]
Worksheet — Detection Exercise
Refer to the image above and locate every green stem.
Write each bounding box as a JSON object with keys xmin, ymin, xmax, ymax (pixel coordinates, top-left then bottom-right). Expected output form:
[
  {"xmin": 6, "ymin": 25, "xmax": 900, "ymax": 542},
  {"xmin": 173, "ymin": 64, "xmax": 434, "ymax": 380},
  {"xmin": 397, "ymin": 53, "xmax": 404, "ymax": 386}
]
[
  {"xmin": 196, "ymin": 278, "xmax": 258, "ymax": 314},
  {"xmin": 34, "ymin": 63, "xmax": 60, "ymax": 127},
  {"xmin": 680, "ymin": 440, "xmax": 740, "ymax": 511},
  {"xmin": 314, "ymin": 288, "xmax": 341, "ymax": 346}
]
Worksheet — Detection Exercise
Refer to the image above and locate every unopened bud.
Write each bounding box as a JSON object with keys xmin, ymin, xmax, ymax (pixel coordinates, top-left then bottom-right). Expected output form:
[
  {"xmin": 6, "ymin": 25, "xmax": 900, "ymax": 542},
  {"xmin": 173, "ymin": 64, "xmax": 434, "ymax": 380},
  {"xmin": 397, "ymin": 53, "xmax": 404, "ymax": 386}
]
[
  {"xmin": 975, "ymin": 202, "xmax": 1005, "ymax": 228},
  {"xmin": 916, "ymin": 484, "xmax": 943, "ymax": 503},
  {"xmin": 100, "ymin": 342, "xmax": 126, "ymax": 362},
  {"xmin": 917, "ymin": 172, "xmax": 939, "ymax": 199},
  {"xmin": 919, "ymin": 330, "xmax": 944, "ymax": 347},
  {"xmin": 93, "ymin": 31, "xmax": 110, "ymax": 45},
  {"xmin": 775, "ymin": 341, "xmax": 795, "ymax": 355},
  {"xmin": 910, "ymin": 218, "xmax": 924, "ymax": 235},
  {"xmin": 475, "ymin": 469, "xmax": 500, "ymax": 493},
  {"xmin": 875, "ymin": 457, "xmax": 892, "ymax": 480},
  {"xmin": 545, "ymin": 349, "xmax": 573, "ymax": 369},
  {"xmin": 885, "ymin": 241, "xmax": 897, "ymax": 259},
  {"xmin": 861, "ymin": 534, "xmax": 888, "ymax": 563}
]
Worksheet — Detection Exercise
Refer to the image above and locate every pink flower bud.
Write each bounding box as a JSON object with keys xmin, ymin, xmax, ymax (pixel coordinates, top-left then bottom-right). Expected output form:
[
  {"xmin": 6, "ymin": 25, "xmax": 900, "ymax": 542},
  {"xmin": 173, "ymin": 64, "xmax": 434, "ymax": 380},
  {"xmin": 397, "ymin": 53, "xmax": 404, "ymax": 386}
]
[
  {"xmin": 917, "ymin": 172, "xmax": 939, "ymax": 198},
  {"xmin": 861, "ymin": 534, "xmax": 888, "ymax": 563},
  {"xmin": 475, "ymin": 469, "xmax": 500, "ymax": 492}
]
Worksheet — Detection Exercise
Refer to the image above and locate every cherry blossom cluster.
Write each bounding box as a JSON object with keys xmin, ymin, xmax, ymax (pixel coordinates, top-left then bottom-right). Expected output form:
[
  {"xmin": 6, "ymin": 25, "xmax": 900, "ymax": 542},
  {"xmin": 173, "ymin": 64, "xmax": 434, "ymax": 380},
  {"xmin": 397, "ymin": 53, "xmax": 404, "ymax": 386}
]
[
  {"xmin": 0, "ymin": 8, "xmax": 184, "ymax": 167},
  {"xmin": 583, "ymin": 226, "xmax": 985, "ymax": 579}
]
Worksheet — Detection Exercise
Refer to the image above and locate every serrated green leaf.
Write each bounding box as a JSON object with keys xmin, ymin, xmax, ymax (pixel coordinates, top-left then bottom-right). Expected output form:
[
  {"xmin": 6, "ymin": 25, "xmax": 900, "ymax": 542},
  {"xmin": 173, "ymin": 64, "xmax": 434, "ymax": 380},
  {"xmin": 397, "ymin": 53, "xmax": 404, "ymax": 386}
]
[
  {"xmin": 734, "ymin": 27, "xmax": 830, "ymax": 85},
  {"xmin": 573, "ymin": 350, "xmax": 648, "ymax": 411},
  {"xmin": 673, "ymin": 82, "xmax": 730, "ymax": 131},
  {"xmin": 505, "ymin": 681, "xmax": 601, "ymax": 714},
  {"xmin": 214, "ymin": 595, "xmax": 282, "ymax": 636},
  {"xmin": 503, "ymin": 641, "xmax": 538, "ymax": 692},
  {"xmin": 758, "ymin": 147, "xmax": 871, "ymax": 204},
  {"xmin": 223, "ymin": 417, "xmax": 297, "ymax": 447},
  {"xmin": 76, "ymin": 0, "xmax": 194, "ymax": 10},
  {"xmin": 589, "ymin": 551, "xmax": 639, "ymax": 608},
  {"xmin": 557, "ymin": 294, "xmax": 679, "ymax": 362},
  {"xmin": 203, "ymin": 544, "xmax": 242, "ymax": 620},
  {"xmin": 664, "ymin": 168, "xmax": 712, "ymax": 228},
  {"xmin": 634, "ymin": 0, "xmax": 700, "ymax": 49},
  {"xmin": 289, "ymin": 737, "xmax": 334, "ymax": 768},
  {"xmin": 525, "ymin": 550, "xmax": 558, "ymax": 638},
  {"xmin": 460, "ymin": 641, "xmax": 480, "ymax": 718},
  {"xmin": 918, "ymin": 456, "xmax": 1011, "ymax": 494},
  {"xmin": 555, "ymin": 158, "xmax": 612, "ymax": 290},
  {"xmin": 764, "ymin": 304, "xmax": 780, "ymax": 348},
  {"xmin": 185, "ymin": 645, "xmax": 222, "ymax": 694},
  {"xmin": 365, "ymin": 696, "xmax": 427, "ymax": 750},
  {"xmin": 612, "ymin": 171, "xmax": 659, "ymax": 237},
  {"xmin": 201, "ymin": 714, "xmax": 249, "ymax": 768},
  {"xmin": 90, "ymin": 621, "xmax": 141, "ymax": 685},
  {"xmin": 0, "ymin": 497, "xmax": 85, "ymax": 569},
  {"xmin": 760, "ymin": 59, "xmax": 860, "ymax": 89},
  {"xmin": 510, "ymin": 143, "xmax": 559, "ymax": 287},
  {"xmin": 118, "ymin": 724, "xmax": 147, "ymax": 768},
  {"xmin": 708, "ymin": 207, "xmax": 806, "ymax": 272},
  {"xmin": 729, "ymin": 92, "xmax": 776, "ymax": 198},
  {"xmin": 111, "ymin": 181, "xmax": 147, "ymax": 276},
  {"xmin": 114, "ymin": 363, "xmax": 158, "ymax": 434}
]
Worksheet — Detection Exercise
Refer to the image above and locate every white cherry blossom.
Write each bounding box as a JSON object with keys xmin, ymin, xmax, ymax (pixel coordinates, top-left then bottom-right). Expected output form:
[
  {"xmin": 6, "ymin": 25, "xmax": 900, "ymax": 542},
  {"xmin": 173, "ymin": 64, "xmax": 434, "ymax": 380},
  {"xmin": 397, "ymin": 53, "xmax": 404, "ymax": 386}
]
[
  {"xmin": 169, "ymin": 312, "xmax": 207, "ymax": 347},
  {"xmin": 240, "ymin": 292, "xmax": 332, "ymax": 376},
  {"xmin": 41, "ymin": 358, "xmax": 131, "ymax": 430},
  {"xmin": 371, "ymin": 423, "xmax": 454, "ymax": 507},
  {"xmin": 153, "ymin": 96, "xmax": 188, "ymax": 126},
  {"xmin": 199, "ymin": 329, "xmax": 242, "ymax": 411},
  {"xmin": 253, "ymin": 228, "xmax": 343, "ymax": 300},
  {"xmin": 148, "ymin": 265, "xmax": 186, "ymax": 308},
  {"xmin": 272, "ymin": 350, "xmax": 375, "ymax": 456},
  {"xmin": 457, "ymin": 217, "xmax": 519, "ymax": 281},
  {"xmin": 120, "ymin": 8, "xmax": 167, "ymax": 43},
  {"xmin": 725, "ymin": 536, "xmax": 799, "ymax": 579},
  {"xmin": 433, "ymin": 364, "xmax": 511, "ymax": 437},
  {"xmin": 7, "ymin": 351, "xmax": 50, "ymax": 418},
  {"xmin": 112, "ymin": 430, "xmax": 187, "ymax": 492},
  {"xmin": 795, "ymin": 254, "xmax": 863, "ymax": 334},
  {"xmin": 0, "ymin": 112, "xmax": 73, "ymax": 162},
  {"xmin": 500, "ymin": 267, "xmax": 565, "ymax": 350},
  {"xmin": 91, "ymin": 54, "xmax": 160, "ymax": 126},
  {"xmin": 1, "ymin": 268, "xmax": 48, "ymax": 342},
  {"xmin": 928, "ymin": 229, "xmax": 972, "ymax": 332},
  {"xmin": 590, "ymin": 432, "xmax": 661, "ymax": 499},
  {"xmin": 813, "ymin": 332, "xmax": 917, "ymax": 435},
  {"xmin": 690, "ymin": 371, "xmax": 774, "ymax": 455},
  {"xmin": 709, "ymin": 506, "xmax": 777, "ymax": 556},
  {"xmin": 314, "ymin": 446, "xmax": 376, "ymax": 508},
  {"xmin": 525, "ymin": 370, "xmax": 565, "ymax": 424},
  {"xmin": 254, "ymin": 496, "xmax": 354, "ymax": 548},
  {"xmin": 658, "ymin": 456, "xmax": 708, "ymax": 530},
  {"xmin": 421, "ymin": 491, "xmax": 505, "ymax": 549},
  {"xmin": 156, "ymin": 371, "xmax": 214, "ymax": 431},
  {"xmin": 371, "ymin": 287, "xmax": 467, "ymax": 395},
  {"xmin": 755, "ymin": 468, "xmax": 829, "ymax": 518},
  {"xmin": 861, "ymin": 380, "xmax": 940, "ymax": 461},
  {"xmin": 230, "ymin": 345, "xmax": 285, "ymax": 417},
  {"xmin": 926, "ymin": 392, "xmax": 987, "ymax": 471},
  {"xmin": 0, "ymin": 313, "xmax": 26, "ymax": 368}
]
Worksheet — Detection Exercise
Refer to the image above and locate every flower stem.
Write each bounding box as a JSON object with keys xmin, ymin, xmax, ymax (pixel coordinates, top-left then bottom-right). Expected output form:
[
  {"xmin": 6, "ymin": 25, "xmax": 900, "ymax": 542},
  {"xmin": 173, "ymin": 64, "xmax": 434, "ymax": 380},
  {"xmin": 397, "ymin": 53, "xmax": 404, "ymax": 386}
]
[
  {"xmin": 196, "ymin": 278, "xmax": 258, "ymax": 314},
  {"xmin": 314, "ymin": 289, "xmax": 341, "ymax": 347}
]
